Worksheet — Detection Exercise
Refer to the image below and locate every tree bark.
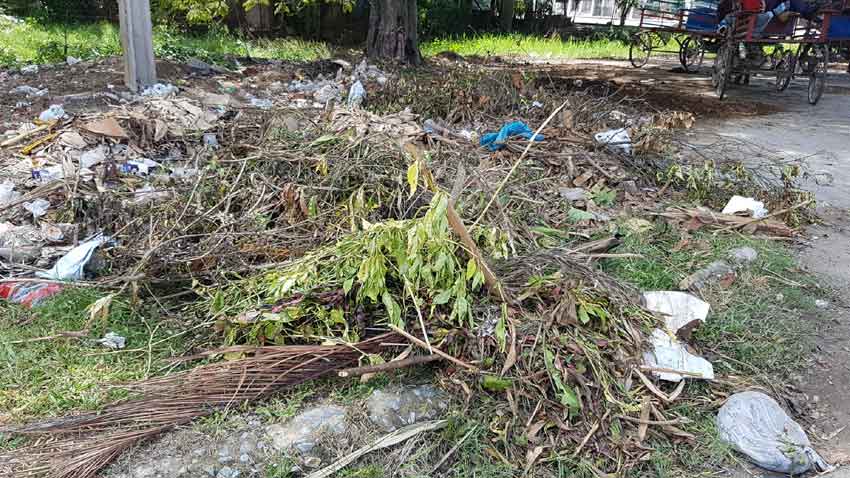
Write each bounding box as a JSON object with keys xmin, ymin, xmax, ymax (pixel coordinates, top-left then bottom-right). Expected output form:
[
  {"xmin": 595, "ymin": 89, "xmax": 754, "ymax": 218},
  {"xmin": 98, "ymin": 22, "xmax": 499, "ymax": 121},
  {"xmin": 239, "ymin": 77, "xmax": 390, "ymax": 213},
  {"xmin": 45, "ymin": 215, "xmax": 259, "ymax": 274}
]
[
  {"xmin": 500, "ymin": 0, "xmax": 515, "ymax": 31},
  {"xmin": 367, "ymin": 0, "xmax": 422, "ymax": 65}
]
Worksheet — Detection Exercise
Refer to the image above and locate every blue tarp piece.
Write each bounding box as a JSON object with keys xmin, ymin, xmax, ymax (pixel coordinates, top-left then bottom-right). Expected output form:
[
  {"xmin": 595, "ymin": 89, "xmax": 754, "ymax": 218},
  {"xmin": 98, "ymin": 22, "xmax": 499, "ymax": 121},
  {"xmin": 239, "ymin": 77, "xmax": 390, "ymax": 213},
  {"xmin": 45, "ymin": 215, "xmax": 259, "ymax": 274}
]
[{"xmin": 479, "ymin": 121, "xmax": 544, "ymax": 151}]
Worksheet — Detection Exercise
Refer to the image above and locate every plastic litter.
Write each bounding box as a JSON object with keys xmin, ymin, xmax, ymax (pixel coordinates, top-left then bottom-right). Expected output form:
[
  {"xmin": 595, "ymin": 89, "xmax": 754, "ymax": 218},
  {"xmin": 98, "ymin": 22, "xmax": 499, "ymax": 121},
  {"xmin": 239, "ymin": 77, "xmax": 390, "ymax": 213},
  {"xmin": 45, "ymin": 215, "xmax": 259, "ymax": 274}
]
[
  {"xmin": 0, "ymin": 281, "xmax": 64, "ymax": 308},
  {"xmin": 314, "ymin": 84, "xmax": 342, "ymax": 104},
  {"xmin": 722, "ymin": 195, "xmax": 768, "ymax": 218},
  {"xmin": 129, "ymin": 184, "xmax": 171, "ymax": 206},
  {"xmin": 39, "ymin": 104, "xmax": 66, "ymax": 122},
  {"xmin": 717, "ymin": 391, "xmax": 829, "ymax": 474},
  {"xmin": 120, "ymin": 158, "xmax": 161, "ymax": 176},
  {"xmin": 679, "ymin": 260, "xmax": 735, "ymax": 290},
  {"xmin": 0, "ymin": 222, "xmax": 41, "ymax": 263},
  {"xmin": 642, "ymin": 291, "xmax": 710, "ymax": 334},
  {"xmin": 141, "ymin": 83, "xmax": 179, "ymax": 97},
  {"xmin": 203, "ymin": 133, "xmax": 219, "ymax": 148},
  {"xmin": 643, "ymin": 329, "xmax": 715, "ymax": 382},
  {"xmin": 347, "ymin": 81, "xmax": 366, "ymax": 108},
  {"xmin": 97, "ymin": 332, "xmax": 127, "ymax": 350},
  {"xmin": 0, "ymin": 181, "xmax": 21, "ymax": 206},
  {"xmin": 37, "ymin": 234, "xmax": 109, "ymax": 281},
  {"xmin": 250, "ymin": 97, "xmax": 273, "ymax": 110},
  {"xmin": 66, "ymin": 56, "xmax": 82, "ymax": 65},
  {"xmin": 31, "ymin": 165, "xmax": 65, "ymax": 182},
  {"xmin": 10, "ymin": 85, "xmax": 48, "ymax": 97},
  {"xmin": 80, "ymin": 146, "xmax": 107, "ymax": 169},
  {"xmin": 559, "ymin": 188, "xmax": 588, "ymax": 202},
  {"xmin": 594, "ymin": 128, "xmax": 632, "ymax": 155},
  {"xmin": 23, "ymin": 198, "xmax": 50, "ymax": 218},
  {"xmin": 20, "ymin": 65, "xmax": 39, "ymax": 75},
  {"xmin": 480, "ymin": 121, "xmax": 544, "ymax": 151}
]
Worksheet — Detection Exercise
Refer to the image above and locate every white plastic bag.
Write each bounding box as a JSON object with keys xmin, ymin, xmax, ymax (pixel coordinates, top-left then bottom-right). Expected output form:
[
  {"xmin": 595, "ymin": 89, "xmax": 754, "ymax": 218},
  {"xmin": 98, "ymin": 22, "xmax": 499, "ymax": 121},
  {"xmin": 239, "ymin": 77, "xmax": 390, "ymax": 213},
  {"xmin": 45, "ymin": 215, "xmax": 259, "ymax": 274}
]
[
  {"xmin": 717, "ymin": 391, "xmax": 829, "ymax": 474},
  {"xmin": 594, "ymin": 128, "xmax": 632, "ymax": 155},
  {"xmin": 39, "ymin": 104, "xmax": 65, "ymax": 122},
  {"xmin": 722, "ymin": 196, "xmax": 768, "ymax": 218},
  {"xmin": 37, "ymin": 234, "xmax": 109, "ymax": 281},
  {"xmin": 347, "ymin": 81, "xmax": 366, "ymax": 108}
]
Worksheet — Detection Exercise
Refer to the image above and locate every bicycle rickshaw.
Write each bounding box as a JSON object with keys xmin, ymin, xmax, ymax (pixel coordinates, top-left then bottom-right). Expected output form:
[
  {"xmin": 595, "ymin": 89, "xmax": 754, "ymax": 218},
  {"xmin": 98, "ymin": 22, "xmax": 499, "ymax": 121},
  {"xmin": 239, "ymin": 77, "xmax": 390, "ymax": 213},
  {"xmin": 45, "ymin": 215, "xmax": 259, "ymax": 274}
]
[
  {"xmin": 630, "ymin": 0, "xmax": 721, "ymax": 71},
  {"xmin": 712, "ymin": 0, "xmax": 850, "ymax": 104}
]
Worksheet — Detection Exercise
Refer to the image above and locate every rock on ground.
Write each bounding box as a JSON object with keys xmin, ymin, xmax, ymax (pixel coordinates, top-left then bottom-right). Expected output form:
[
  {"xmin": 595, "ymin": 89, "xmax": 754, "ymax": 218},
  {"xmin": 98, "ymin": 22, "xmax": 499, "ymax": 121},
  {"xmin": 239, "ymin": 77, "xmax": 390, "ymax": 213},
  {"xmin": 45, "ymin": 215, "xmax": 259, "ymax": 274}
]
[
  {"xmin": 366, "ymin": 385, "xmax": 449, "ymax": 432},
  {"xmin": 728, "ymin": 246, "xmax": 759, "ymax": 266},
  {"xmin": 265, "ymin": 405, "xmax": 348, "ymax": 454}
]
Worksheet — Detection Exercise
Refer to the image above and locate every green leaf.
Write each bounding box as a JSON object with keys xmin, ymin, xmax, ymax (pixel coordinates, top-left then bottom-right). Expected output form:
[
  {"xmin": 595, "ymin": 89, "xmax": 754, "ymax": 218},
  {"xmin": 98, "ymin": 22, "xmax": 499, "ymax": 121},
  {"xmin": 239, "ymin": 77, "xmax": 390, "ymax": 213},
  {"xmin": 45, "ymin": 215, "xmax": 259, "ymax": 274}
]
[
  {"xmin": 433, "ymin": 289, "xmax": 452, "ymax": 305},
  {"xmin": 382, "ymin": 291, "xmax": 402, "ymax": 326},
  {"xmin": 343, "ymin": 277, "xmax": 355, "ymax": 294},
  {"xmin": 407, "ymin": 160, "xmax": 420, "ymax": 199},
  {"xmin": 466, "ymin": 258, "xmax": 478, "ymax": 280},
  {"xmin": 481, "ymin": 375, "xmax": 512, "ymax": 392},
  {"xmin": 495, "ymin": 313, "xmax": 507, "ymax": 353}
]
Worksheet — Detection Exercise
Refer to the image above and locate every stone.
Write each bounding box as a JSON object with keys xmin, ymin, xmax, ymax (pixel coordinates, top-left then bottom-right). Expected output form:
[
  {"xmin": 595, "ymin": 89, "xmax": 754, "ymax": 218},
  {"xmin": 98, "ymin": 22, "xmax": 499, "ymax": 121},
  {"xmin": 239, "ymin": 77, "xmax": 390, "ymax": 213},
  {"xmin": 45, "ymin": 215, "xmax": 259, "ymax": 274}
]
[
  {"xmin": 728, "ymin": 247, "xmax": 759, "ymax": 265},
  {"xmin": 366, "ymin": 385, "xmax": 449, "ymax": 432},
  {"xmin": 679, "ymin": 260, "xmax": 735, "ymax": 291},
  {"xmin": 559, "ymin": 187, "xmax": 588, "ymax": 202},
  {"xmin": 216, "ymin": 466, "xmax": 240, "ymax": 478},
  {"xmin": 188, "ymin": 57, "xmax": 213, "ymax": 75},
  {"xmin": 266, "ymin": 405, "xmax": 348, "ymax": 454}
]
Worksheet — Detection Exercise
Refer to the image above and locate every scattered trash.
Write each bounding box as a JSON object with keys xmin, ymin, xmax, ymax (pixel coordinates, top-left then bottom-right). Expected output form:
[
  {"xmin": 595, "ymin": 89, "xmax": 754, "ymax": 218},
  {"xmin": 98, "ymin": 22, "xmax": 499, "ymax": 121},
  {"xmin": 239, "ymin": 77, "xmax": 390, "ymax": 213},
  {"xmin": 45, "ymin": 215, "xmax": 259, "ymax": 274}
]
[
  {"xmin": 594, "ymin": 128, "xmax": 632, "ymax": 155},
  {"xmin": 314, "ymin": 84, "xmax": 342, "ymax": 104},
  {"xmin": 20, "ymin": 64, "xmax": 39, "ymax": 75},
  {"xmin": 128, "ymin": 184, "xmax": 171, "ymax": 206},
  {"xmin": 250, "ymin": 97, "xmax": 273, "ymax": 110},
  {"xmin": 480, "ymin": 121, "xmax": 544, "ymax": 151},
  {"xmin": 0, "ymin": 281, "xmax": 64, "ymax": 308},
  {"xmin": 0, "ymin": 181, "xmax": 21, "ymax": 206},
  {"xmin": 41, "ymin": 222, "xmax": 71, "ymax": 243},
  {"xmin": 121, "ymin": 158, "xmax": 161, "ymax": 176},
  {"xmin": 37, "ymin": 234, "xmax": 109, "ymax": 281},
  {"xmin": 169, "ymin": 167, "xmax": 199, "ymax": 180},
  {"xmin": 80, "ymin": 146, "xmax": 107, "ymax": 169},
  {"xmin": 82, "ymin": 117, "xmax": 128, "ymax": 138},
  {"xmin": 722, "ymin": 196, "xmax": 768, "ymax": 218},
  {"xmin": 347, "ymin": 81, "xmax": 366, "ymax": 108},
  {"xmin": 203, "ymin": 133, "xmax": 219, "ymax": 148},
  {"xmin": 559, "ymin": 187, "xmax": 588, "ymax": 202},
  {"xmin": 643, "ymin": 291, "xmax": 710, "ymax": 336},
  {"xmin": 728, "ymin": 247, "xmax": 759, "ymax": 265},
  {"xmin": 679, "ymin": 260, "xmax": 735, "ymax": 290},
  {"xmin": 644, "ymin": 328, "xmax": 715, "ymax": 382},
  {"xmin": 10, "ymin": 85, "xmax": 48, "ymax": 97},
  {"xmin": 717, "ymin": 391, "xmax": 829, "ymax": 474},
  {"xmin": 59, "ymin": 131, "xmax": 88, "ymax": 149},
  {"xmin": 23, "ymin": 198, "xmax": 50, "ymax": 218},
  {"xmin": 187, "ymin": 57, "xmax": 214, "ymax": 75},
  {"xmin": 815, "ymin": 299, "xmax": 829, "ymax": 309},
  {"xmin": 97, "ymin": 332, "xmax": 127, "ymax": 350},
  {"xmin": 0, "ymin": 222, "xmax": 41, "ymax": 263},
  {"xmin": 31, "ymin": 165, "xmax": 65, "ymax": 183},
  {"xmin": 66, "ymin": 56, "xmax": 82, "ymax": 66},
  {"xmin": 39, "ymin": 104, "xmax": 66, "ymax": 122},
  {"xmin": 532, "ymin": 101, "xmax": 544, "ymax": 108},
  {"xmin": 141, "ymin": 83, "xmax": 179, "ymax": 97}
]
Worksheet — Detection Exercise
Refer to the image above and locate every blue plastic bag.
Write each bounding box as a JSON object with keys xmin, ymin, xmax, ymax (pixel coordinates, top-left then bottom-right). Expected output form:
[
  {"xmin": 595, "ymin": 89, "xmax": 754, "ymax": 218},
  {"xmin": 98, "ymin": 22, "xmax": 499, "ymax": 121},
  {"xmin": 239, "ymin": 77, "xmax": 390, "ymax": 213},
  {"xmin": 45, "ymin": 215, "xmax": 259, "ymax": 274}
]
[{"xmin": 480, "ymin": 121, "xmax": 544, "ymax": 151}]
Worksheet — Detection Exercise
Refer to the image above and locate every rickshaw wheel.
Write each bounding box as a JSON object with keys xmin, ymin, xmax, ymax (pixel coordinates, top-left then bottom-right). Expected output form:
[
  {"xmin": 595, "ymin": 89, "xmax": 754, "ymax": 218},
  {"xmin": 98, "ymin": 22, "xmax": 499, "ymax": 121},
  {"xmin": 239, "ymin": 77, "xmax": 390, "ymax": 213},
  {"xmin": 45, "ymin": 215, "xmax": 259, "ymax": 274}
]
[
  {"xmin": 769, "ymin": 45, "xmax": 785, "ymax": 69},
  {"xmin": 629, "ymin": 32, "xmax": 653, "ymax": 68},
  {"xmin": 775, "ymin": 49, "xmax": 795, "ymax": 92},
  {"xmin": 808, "ymin": 44, "xmax": 829, "ymax": 105},
  {"xmin": 713, "ymin": 42, "xmax": 732, "ymax": 100},
  {"xmin": 680, "ymin": 36, "xmax": 705, "ymax": 72}
]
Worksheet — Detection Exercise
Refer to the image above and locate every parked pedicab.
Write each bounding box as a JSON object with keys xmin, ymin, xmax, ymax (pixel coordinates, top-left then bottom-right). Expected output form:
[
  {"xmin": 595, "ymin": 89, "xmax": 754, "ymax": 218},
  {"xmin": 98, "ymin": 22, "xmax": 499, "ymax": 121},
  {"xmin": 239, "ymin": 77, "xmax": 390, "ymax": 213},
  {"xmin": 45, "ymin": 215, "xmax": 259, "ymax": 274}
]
[{"xmin": 630, "ymin": 0, "xmax": 721, "ymax": 71}]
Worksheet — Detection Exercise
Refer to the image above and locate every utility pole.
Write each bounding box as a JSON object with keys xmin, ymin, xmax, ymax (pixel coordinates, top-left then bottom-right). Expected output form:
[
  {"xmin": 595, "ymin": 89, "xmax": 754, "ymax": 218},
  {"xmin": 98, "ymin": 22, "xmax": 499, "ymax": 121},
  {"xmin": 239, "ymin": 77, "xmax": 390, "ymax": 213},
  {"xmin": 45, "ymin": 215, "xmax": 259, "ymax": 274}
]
[{"xmin": 118, "ymin": 0, "xmax": 157, "ymax": 92}]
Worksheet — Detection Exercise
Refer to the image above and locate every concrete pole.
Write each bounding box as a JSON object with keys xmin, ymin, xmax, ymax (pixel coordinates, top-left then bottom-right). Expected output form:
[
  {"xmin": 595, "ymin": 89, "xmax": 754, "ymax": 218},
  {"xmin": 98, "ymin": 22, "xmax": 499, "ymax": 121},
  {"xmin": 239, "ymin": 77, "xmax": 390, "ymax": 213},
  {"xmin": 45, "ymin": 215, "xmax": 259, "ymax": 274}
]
[{"xmin": 118, "ymin": 0, "xmax": 157, "ymax": 92}]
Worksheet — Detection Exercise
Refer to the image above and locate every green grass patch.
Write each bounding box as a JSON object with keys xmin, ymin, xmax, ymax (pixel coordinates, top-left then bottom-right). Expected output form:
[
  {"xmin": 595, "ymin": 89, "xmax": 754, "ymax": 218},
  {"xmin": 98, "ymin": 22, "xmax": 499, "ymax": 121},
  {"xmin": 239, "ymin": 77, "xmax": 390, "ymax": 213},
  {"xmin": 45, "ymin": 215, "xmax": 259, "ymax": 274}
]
[
  {"xmin": 0, "ymin": 288, "xmax": 184, "ymax": 423},
  {"xmin": 0, "ymin": 17, "xmax": 329, "ymax": 69},
  {"xmin": 602, "ymin": 223, "xmax": 824, "ymax": 475},
  {"xmin": 422, "ymin": 33, "xmax": 635, "ymax": 60}
]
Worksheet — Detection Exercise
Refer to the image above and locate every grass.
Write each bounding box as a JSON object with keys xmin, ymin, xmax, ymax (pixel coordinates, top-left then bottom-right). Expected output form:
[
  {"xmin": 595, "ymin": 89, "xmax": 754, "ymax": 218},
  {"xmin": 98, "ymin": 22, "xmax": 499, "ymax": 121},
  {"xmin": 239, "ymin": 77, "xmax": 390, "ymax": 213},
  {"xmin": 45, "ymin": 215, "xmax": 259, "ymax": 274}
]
[
  {"xmin": 602, "ymin": 221, "xmax": 825, "ymax": 476},
  {"xmin": 0, "ymin": 16, "xmax": 330, "ymax": 69},
  {"xmin": 0, "ymin": 288, "xmax": 185, "ymax": 424},
  {"xmin": 421, "ymin": 33, "xmax": 634, "ymax": 60}
]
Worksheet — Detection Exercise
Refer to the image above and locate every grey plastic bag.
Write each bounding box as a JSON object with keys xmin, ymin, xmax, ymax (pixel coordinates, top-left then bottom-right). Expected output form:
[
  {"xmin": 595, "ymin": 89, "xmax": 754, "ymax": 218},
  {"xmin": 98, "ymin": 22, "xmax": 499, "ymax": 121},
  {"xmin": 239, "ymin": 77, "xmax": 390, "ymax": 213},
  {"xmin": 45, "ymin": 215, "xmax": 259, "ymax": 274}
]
[{"xmin": 716, "ymin": 391, "xmax": 829, "ymax": 475}]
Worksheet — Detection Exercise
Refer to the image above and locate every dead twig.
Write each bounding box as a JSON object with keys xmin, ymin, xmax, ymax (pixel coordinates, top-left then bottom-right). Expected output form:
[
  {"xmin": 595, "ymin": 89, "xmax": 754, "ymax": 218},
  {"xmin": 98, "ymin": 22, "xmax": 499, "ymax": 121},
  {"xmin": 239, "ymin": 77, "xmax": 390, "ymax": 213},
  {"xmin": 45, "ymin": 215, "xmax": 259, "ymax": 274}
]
[
  {"xmin": 337, "ymin": 354, "xmax": 442, "ymax": 377},
  {"xmin": 388, "ymin": 324, "xmax": 478, "ymax": 372}
]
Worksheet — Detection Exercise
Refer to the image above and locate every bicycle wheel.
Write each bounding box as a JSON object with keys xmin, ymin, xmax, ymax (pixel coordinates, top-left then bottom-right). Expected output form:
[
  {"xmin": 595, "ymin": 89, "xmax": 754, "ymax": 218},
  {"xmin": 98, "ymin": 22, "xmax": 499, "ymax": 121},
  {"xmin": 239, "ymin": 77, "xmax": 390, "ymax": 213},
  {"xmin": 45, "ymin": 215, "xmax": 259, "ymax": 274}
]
[
  {"xmin": 808, "ymin": 44, "xmax": 829, "ymax": 105},
  {"xmin": 680, "ymin": 36, "xmax": 705, "ymax": 72},
  {"xmin": 775, "ymin": 49, "xmax": 795, "ymax": 92},
  {"xmin": 713, "ymin": 41, "xmax": 733, "ymax": 100},
  {"xmin": 629, "ymin": 31, "xmax": 654, "ymax": 68}
]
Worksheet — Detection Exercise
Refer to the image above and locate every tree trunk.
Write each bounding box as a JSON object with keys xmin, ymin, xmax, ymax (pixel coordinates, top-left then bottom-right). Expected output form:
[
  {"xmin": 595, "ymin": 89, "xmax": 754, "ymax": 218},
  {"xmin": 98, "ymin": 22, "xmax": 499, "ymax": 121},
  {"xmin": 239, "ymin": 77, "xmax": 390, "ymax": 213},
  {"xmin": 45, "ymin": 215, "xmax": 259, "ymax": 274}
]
[
  {"xmin": 367, "ymin": 0, "xmax": 422, "ymax": 65},
  {"xmin": 619, "ymin": 6, "xmax": 631, "ymax": 25},
  {"xmin": 500, "ymin": 0, "xmax": 515, "ymax": 31}
]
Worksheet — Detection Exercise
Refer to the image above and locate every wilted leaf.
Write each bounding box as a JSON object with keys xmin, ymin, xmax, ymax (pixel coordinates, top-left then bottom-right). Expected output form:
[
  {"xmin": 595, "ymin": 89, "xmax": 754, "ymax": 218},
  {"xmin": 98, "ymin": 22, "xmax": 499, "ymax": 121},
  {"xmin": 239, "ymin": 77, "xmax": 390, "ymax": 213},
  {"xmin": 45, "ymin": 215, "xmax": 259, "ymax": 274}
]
[
  {"xmin": 86, "ymin": 294, "xmax": 115, "ymax": 324},
  {"xmin": 407, "ymin": 160, "xmax": 419, "ymax": 198}
]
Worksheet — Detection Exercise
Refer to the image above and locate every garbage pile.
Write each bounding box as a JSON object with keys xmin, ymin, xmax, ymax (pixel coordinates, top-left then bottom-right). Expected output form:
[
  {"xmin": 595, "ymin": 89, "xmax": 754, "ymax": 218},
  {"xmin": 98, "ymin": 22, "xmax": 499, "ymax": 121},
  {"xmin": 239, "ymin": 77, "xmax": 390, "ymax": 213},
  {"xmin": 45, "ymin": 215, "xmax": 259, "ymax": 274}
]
[{"xmin": 0, "ymin": 58, "xmax": 820, "ymax": 478}]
